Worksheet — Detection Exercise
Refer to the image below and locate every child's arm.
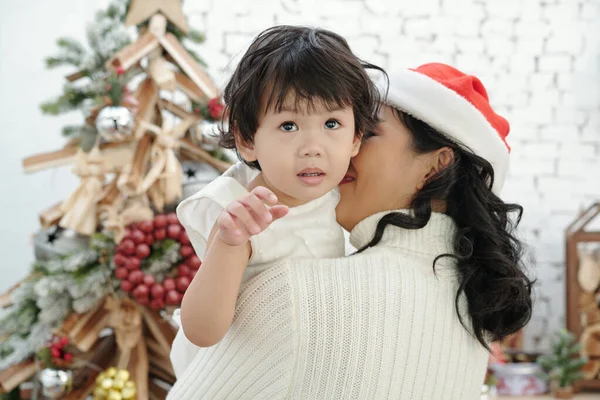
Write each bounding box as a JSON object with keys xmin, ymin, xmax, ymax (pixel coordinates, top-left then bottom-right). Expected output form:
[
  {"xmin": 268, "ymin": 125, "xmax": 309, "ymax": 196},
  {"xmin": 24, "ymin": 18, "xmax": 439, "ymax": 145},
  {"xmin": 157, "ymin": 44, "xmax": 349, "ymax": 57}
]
[{"xmin": 180, "ymin": 187, "xmax": 288, "ymax": 347}]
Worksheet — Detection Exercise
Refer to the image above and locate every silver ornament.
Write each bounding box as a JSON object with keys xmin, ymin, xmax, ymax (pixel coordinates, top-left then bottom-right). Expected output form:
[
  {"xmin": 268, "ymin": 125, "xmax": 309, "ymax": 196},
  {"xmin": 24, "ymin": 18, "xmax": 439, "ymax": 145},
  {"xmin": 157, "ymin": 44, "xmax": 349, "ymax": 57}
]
[
  {"xmin": 95, "ymin": 106, "xmax": 134, "ymax": 142},
  {"xmin": 181, "ymin": 161, "xmax": 220, "ymax": 200},
  {"xmin": 34, "ymin": 227, "xmax": 89, "ymax": 261},
  {"xmin": 38, "ymin": 368, "xmax": 73, "ymax": 399}
]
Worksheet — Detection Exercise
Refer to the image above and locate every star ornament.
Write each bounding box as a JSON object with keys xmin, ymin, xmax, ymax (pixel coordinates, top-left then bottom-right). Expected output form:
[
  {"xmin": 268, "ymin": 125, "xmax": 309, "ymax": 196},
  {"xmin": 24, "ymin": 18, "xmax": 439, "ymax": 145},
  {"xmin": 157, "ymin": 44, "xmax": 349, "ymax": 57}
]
[{"xmin": 125, "ymin": 0, "xmax": 189, "ymax": 34}]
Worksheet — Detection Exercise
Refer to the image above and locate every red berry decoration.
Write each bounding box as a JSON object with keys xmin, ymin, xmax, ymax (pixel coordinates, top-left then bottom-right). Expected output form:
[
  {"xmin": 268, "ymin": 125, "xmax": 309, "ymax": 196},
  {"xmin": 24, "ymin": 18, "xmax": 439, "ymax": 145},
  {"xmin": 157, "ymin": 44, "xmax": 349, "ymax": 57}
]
[
  {"xmin": 63, "ymin": 353, "xmax": 73, "ymax": 362},
  {"xmin": 131, "ymin": 230, "xmax": 146, "ymax": 244},
  {"xmin": 163, "ymin": 278, "xmax": 176, "ymax": 291},
  {"xmin": 166, "ymin": 212, "xmax": 179, "ymax": 225},
  {"xmin": 180, "ymin": 245, "xmax": 194, "ymax": 259},
  {"xmin": 187, "ymin": 255, "xmax": 202, "ymax": 270},
  {"xmin": 115, "ymin": 267, "xmax": 129, "ymax": 280},
  {"xmin": 112, "ymin": 214, "xmax": 199, "ymax": 310},
  {"xmin": 51, "ymin": 347, "xmax": 60, "ymax": 358},
  {"xmin": 154, "ymin": 214, "xmax": 167, "ymax": 228},
  {"xmin": 167, "ymin": 224, "xmax": 182, "ymax": 239}
]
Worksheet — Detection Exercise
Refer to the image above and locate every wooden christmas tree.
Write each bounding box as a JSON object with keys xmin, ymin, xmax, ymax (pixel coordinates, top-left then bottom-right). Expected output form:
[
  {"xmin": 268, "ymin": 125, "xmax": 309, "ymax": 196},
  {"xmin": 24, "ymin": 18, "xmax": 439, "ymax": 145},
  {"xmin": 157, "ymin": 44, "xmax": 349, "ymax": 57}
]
[{"xmin": 0, "ymin": 1, "xmax": 230, "ymax": 398}]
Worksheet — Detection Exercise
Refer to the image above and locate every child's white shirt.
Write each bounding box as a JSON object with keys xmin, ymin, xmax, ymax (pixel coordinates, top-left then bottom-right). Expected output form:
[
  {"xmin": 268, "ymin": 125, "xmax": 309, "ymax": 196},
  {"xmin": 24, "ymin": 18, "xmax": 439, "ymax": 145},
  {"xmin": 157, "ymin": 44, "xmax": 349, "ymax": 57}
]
[{"xmin": 170, "ymin": 161, "xmax": 345, "ymax": 377}]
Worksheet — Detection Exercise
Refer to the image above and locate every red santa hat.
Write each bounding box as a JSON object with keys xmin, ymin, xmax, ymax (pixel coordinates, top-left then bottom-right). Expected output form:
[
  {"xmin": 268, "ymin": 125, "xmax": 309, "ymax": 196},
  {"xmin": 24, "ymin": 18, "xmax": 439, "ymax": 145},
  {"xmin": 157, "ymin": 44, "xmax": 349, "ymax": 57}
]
[{"xmin": 376, "ymin": 63, "xmax": 510, "ymax": 195}]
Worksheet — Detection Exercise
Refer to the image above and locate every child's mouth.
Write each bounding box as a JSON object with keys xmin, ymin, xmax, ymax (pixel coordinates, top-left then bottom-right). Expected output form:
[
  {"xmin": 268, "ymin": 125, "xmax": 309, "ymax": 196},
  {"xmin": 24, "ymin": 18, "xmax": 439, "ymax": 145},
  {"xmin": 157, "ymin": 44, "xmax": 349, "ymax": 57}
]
[{"xmin": 297, "ymin": 168, "xmax": 325, "ymax": 185}]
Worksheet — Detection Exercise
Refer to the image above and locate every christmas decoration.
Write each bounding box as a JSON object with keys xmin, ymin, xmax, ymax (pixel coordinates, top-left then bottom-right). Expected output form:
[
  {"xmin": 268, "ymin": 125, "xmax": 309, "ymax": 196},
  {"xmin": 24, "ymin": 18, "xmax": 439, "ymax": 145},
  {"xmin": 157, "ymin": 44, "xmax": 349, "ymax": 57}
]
[
  {"xmin": 33, "ymin": 227, "xmax": 89, "ymax": 261},
  {"xmin": 112, "ymin": 213, "xmax": 199, "ymax": 309},
  {"xmin": 537, "ymin": 329, "xmax": 588, "ymax": 398},
  {"xmin": 38, "ymin": 368, "xmax": 73, "ymax": 399},
  {"xmin": 2, "ymin": 0, "xmax": 231, "ymax": 396},
  {"xmin": 93, "ymin": 367, "xmax": 137, "ymax": 400},
  {"xmin": 96, "ymin": 106, "xmax": 135, "ymax": 143},
  {"xmin": 180, "ymin": 160, "xmax": 220, "ymax": 201},
  {"xmin": 578, "ymin": 249, "xmax": 600, "ymax": 293},
  {"xmin": 192, "ymin": 97, "xmax": 225, "ymax": 122}
]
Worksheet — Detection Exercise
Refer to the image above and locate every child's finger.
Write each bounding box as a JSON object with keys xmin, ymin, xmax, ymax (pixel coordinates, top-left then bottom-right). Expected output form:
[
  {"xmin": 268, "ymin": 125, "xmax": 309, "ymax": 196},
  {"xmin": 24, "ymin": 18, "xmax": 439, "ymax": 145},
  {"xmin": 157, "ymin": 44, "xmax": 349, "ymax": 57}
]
[
  {"xmin": 251, "ymin": 186, "xmax": 278, "ymax": 205},
  {"xmin": 226, "ymin": 201, "xmax": 261, "ymax": 235},
  {"xmin": 269, "ymin": 205, "xmax": 289, "ymax": 222},
  {"xmin": 217, "ymin": 210, "xmax": 243, "ymax": 238},
  {"xmin": 239, "ymin": 194, "xmax": 272, "ymax": 226}
]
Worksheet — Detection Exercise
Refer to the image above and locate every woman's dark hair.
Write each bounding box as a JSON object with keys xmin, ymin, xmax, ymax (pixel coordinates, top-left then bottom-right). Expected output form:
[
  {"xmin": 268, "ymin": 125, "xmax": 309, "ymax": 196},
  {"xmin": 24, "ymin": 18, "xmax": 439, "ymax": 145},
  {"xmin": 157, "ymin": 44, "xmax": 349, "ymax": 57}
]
[
  {"xmin": 219, "ymin": 25, "xmax": 384, "ymax": 169},
  {"xmin": 359, "ymin": 109, "xmax": 534, "ymax": 350}
]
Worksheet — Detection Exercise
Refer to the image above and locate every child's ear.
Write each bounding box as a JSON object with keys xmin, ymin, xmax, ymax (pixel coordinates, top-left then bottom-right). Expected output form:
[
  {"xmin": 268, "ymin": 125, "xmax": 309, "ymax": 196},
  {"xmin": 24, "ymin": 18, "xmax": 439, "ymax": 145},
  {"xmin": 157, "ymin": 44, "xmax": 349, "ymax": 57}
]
[
  {"xmin": 234, "ymin": 128, "xmax": 257, "ymax": 162},
  {"xmin": 351, "ymin": 134, "xmax": 361, "ymax": 157}
]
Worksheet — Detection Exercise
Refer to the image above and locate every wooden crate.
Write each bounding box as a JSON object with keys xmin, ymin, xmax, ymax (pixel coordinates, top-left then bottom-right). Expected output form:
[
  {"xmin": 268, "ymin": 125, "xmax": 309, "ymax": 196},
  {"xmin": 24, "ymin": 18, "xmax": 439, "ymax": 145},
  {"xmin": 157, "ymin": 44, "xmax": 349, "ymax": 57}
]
[{"xmin": 565, "ymin": 202, "xmax": 600, "ymax": 390}]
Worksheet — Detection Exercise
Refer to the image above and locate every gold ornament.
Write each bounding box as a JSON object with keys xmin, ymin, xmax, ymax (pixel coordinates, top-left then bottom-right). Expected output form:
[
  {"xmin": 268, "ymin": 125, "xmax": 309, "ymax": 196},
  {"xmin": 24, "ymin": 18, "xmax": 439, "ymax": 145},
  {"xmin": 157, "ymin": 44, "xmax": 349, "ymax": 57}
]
[{"xmin": 93, "ymin": 367, "xmax": 136, "ymax": 400}]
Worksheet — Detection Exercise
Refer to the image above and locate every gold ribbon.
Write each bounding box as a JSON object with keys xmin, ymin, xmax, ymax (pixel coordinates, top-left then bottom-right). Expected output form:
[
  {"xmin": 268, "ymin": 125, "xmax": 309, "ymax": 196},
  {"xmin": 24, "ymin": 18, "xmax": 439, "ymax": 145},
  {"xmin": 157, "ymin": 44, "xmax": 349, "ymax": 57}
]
[
  {"xmin": 99, "ymin": 195, "xmax": 154, "ymax": 243},
  {"xmin": 118, "ymin": 117, "xmax": 195, "ymax": 211},
  {"xmin": 58, "ymin": 147, "xmax": 105, "ymax": 235},
  {"xmin": 105, "ymin": 297, "xmax": 143, "ymax": 369}
]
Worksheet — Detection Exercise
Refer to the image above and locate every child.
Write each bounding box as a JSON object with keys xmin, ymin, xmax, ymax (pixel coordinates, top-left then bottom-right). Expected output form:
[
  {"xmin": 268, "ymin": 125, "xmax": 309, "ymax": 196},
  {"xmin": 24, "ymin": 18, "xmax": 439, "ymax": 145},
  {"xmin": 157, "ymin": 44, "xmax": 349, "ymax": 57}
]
[{"xmin": 170, "ymin": 25, "xmax": 382, "ymax": 374}]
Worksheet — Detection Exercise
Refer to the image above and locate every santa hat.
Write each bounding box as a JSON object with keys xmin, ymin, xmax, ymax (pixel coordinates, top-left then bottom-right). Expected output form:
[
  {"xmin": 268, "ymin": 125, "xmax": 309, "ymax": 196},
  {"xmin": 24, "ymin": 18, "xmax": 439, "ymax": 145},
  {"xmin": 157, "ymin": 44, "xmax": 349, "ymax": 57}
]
[{"xmin": 376, "ymin": 63, "xmax": 510, "ymax": 195}]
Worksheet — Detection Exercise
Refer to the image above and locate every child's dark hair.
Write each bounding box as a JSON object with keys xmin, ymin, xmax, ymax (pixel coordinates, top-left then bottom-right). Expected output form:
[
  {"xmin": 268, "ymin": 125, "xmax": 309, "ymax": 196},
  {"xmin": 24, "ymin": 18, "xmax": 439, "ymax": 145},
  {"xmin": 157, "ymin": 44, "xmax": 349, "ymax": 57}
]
[
  {"xmin": 358, "ymin": 110, "xmax": 534, "ymax": 351},
  {"xmin": 219, "ymin": 25, "xmax": 384, "ymax": 169}
]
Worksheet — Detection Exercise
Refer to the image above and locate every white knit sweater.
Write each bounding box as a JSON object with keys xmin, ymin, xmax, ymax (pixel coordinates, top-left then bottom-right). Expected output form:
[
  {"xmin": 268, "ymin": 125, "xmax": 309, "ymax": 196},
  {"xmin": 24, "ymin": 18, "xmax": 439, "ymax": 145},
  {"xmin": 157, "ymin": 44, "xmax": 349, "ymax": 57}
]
[{"xmin": 167, "ymin": 211, "xmax": 489, "ymax": 400}]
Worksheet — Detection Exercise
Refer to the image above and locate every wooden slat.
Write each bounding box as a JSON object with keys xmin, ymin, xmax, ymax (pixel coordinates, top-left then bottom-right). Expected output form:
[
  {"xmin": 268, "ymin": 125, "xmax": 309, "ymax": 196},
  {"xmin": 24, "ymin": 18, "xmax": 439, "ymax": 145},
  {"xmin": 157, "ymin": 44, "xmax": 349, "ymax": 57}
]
[
  {"xmin": 174, "ymin": 72, "xmax": 207, "ymax": 103},
  {"xmin": 160, "ymin": 33, "xmax": 218, "ymax": 100},
  {"xmin": 0, "ymin": 360, "xmax": 36, "ymax": 393},
  {"xmin": 106, "ymin": 31, "xmax": 160, "ymax": 71},
  {"xmin": 22, "ymin": 142, "xmax": 131, "ymax": 174},
  {"xmin": 133, "ymin": 78, "xmax": 159, "ymax": 139},
  {"xmin": 141, "ymin": 308, "xmax": 176, "ymax": 357},
  {"xmin": 178, "ymin": 138, "xmax": 231, "ymax": 173},
  {"xmin": 161, "ymin": 98, "xmax": 197, "ymax": 121}
]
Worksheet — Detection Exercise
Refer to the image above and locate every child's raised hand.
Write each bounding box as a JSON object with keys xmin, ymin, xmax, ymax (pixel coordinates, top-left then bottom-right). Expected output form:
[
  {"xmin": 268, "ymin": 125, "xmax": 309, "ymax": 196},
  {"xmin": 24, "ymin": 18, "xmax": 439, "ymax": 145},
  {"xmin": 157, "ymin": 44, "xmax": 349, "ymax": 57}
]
[{"xmin": 215, "ymin": 186, "xmax": 289, "ymax": 247}]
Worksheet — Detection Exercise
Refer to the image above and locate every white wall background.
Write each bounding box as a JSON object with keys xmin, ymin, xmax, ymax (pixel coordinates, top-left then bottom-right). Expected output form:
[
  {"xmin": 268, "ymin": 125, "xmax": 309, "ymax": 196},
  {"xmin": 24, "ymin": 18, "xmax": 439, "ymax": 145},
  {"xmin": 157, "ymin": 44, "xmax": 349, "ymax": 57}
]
[{"xmin": 1, "ymin": 0, "xmax": 599, "ymax": 351}]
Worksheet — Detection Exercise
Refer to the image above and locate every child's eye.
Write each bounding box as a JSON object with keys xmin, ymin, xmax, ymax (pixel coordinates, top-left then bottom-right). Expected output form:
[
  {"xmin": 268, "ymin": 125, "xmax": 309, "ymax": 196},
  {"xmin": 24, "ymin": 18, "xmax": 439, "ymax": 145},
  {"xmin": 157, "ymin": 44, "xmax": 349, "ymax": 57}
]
[
  {"xmin": 325, "ymin": 119, "xmax": 340, "ymax": 129},
  {"xmin": 280, "ymin": 122, "xmax": 298, "ymax": 132}
]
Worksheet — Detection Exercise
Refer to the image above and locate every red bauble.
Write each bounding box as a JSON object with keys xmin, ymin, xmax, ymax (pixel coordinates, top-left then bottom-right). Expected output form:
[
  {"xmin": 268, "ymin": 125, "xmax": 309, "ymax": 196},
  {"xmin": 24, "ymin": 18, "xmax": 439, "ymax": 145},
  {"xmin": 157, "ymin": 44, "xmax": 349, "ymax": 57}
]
[
  {"xmin": 131, "ymin": 230, "xmax": 146, "ymax": 245},
  {"xmin": 51, "ymin": 347, "xmax": 60, "ymax": 358},
  {"xmin": 132, "ymin": 284, "xmax": 149, "ymax": 299},
  {"xmin": 163, "ymin": 278, "xmax": 176, "ymax": 292},
  {"xmin": 180, "ymin": 245, "xmax": 194, "ymax": 258},
  {"xmin": 154, "ymin": 228, "xmax": 167, "ymax": 241},
  {"xmin": 139, "ymin": 220, "xmax": 154, "ymax": 233},
  {"xmin": 59, "ymin": 337, "xmax": 69, "ymax": 347},
  {"xmin": 114, "ymin": 267, "xmax": 129, "ymax": 280},
  {"xmin": 189, "ymin": 270, "xmax": 197, "ymax": 279},
  {"xmin": 166, "ymin": 213, "xmax": 179, "ymax": 225},
  {"xmin": 154, "ymin": 214, "xmax": 167, "ymax": 228},
  {"xmin": 113, "ymin": 253, "xmax": 127, "ymax": 267},
  {"xmin": 120, "ymin": 281, "xmax": 134, "ymax": 293},
  {"xmin": 165, "ymin": 290, "xmax": 181, "ymax": 305},
  {"xmin": 145, "ymin": 234, "xmax": 154, "ymax": 246},
  {"xmin": 150, "ymin": 298, "xmax": 164, "ymax": 310},
  {"xmin": 125, "ymin": 257, "xmax": 141, "ymax": 271},
  {"xmin": 150, "ymin": 284, "xmax": 165, "ymax": 299},
  {"xmin": 176, "ymin": 276, "xmax": 191, "ymax": 292},
  {"xmin": 178, "ymin": 264, "xmax": 191, "ymax": 278},
  {"xmin": 180, "ymin": 231, "xmax": 190, "ymax": 245},
  {"xmin": 167, "ymin": 224, "xmax": 182, "ymax": 240},
  {"xmin": 63, "ymin": 353, "xmax": 73, "ymax": 362},
  {"xmin": 136, "ymin": 244, "xmax": 150, "ymax": 259},
  {"xmin": 128, "ymin": 270, "xmax": 144, "ymax": 285},
  {"xmin": 187, "ymin": 255, "xmax": 202, "ymax": 270},
  {"xmin": 143, "ymin": 274, "xmax": 156, "ymax": 286},
  {"xmin": 120, "ymin": 239, "xmax": 136, "ymax": 256},
  {"xmin": 116, "ymin": 66, "xmax": 125, "ymax": 75}
]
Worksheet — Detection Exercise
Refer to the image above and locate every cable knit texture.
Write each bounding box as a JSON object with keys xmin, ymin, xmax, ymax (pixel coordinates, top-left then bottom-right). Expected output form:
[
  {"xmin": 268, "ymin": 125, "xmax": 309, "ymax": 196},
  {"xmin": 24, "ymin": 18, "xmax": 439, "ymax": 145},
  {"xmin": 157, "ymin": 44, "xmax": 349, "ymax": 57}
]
[{"xmin": 167, "ymin": 211, "xmax": 489, "ymax": 400}]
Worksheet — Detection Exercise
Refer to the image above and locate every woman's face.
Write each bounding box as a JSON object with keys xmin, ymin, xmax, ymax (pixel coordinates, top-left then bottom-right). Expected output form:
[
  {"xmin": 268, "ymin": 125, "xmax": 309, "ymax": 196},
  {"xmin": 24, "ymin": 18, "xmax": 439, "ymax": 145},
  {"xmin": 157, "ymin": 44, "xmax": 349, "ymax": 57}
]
[{"xmin": 337, "ymin": 105, "xmax": 436, "ymax": 232}]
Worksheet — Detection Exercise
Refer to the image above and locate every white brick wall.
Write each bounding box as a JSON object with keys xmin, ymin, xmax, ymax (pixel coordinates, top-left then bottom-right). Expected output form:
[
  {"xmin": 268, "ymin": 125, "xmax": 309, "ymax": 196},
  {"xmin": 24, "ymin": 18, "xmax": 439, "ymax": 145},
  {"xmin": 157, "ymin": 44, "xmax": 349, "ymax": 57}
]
[
  {"xmin": 182, "ymin": 0, "xmax": 600, "ymax": 351},
  {"xmin": 1, "ymin": 0, "xmax": 599, "ymax": 352}
]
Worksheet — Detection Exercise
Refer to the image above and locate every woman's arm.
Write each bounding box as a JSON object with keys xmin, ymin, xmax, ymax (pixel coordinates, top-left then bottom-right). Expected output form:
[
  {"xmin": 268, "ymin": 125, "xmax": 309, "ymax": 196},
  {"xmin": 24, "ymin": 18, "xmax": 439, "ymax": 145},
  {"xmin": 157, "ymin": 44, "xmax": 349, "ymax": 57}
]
[{"xmin": 179, "ymin": 187, "xmax": 288, "ymax": 347}]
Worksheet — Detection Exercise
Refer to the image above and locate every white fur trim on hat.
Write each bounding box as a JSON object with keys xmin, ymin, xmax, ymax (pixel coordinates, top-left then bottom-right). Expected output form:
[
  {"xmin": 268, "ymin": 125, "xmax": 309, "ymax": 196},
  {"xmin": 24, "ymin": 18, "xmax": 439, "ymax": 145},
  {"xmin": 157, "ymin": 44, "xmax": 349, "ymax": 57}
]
[{"xmin": 376, "ymin": 70, "xmax": 509, "ymax": 195}]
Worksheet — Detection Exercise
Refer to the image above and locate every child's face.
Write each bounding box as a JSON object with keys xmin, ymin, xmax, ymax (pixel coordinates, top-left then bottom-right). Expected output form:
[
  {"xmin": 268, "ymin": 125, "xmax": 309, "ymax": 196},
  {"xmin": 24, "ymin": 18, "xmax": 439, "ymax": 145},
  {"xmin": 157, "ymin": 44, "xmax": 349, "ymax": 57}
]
[{"xmin": 237, "ymin": 97, "xmax": 360, "ymax": 206}]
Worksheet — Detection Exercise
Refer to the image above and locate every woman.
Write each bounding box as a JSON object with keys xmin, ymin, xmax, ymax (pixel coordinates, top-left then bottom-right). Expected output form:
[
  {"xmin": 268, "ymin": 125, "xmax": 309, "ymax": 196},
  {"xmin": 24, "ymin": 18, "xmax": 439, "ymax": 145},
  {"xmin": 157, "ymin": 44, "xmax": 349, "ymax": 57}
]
[{"xmin": 168, "ymin": 63, "xmax": 533, "ymax": 400}]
